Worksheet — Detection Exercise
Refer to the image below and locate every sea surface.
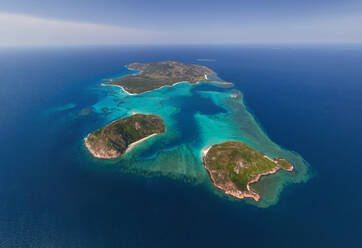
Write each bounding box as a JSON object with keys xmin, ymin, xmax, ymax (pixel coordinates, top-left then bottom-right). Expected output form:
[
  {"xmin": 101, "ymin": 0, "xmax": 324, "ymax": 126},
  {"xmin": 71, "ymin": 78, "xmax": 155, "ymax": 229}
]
[{"xmin": 0, "ymin": 45, "xmax": 361, "ymax": 247}]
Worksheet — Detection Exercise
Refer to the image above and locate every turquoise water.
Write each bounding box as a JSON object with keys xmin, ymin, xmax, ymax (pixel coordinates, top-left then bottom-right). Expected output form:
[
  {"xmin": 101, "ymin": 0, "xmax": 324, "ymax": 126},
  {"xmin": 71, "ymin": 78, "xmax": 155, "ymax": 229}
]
[
  {"xmin": 87, "ymin": 69, "xmax": 310, "ymax": 207},
  {"xmin": 3, "ymin": 46, "xmax": 361, "ymax": 247}
]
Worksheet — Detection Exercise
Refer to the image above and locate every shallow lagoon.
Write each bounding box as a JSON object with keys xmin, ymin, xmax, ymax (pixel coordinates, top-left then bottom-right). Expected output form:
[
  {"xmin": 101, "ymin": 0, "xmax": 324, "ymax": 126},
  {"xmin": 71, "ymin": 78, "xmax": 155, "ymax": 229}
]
[
  {"xmin": 2, "ymin": 46, "xmax": 362, "ymax": 247},
  {"xmin": 87, "ymin": 69, "xmax": 310, "ymax": 207}
]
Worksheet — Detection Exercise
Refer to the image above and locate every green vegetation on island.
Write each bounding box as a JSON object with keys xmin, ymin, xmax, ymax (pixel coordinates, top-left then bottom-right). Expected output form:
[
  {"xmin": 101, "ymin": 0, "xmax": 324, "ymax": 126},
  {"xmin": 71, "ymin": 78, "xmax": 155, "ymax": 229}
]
[
  {"xmin": 85, "ymin": 114, "xmax": 166, "ymax": 159},
  {"xmin": 105, "ymin": 60, "xmax": 231, "ymax": 94},
  {"xmin": 203, "ymin": 141, "xmax": 294, "ymax": 201}
]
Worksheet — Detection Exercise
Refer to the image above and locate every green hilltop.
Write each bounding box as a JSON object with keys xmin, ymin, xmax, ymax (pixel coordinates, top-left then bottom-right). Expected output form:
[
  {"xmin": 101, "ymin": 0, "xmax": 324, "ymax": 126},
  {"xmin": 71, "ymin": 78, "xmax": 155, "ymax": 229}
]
[
  {"xmin": 203, "ymin": 141, "xmax": 294, "ymax": 201},
  {"xmin": 85, "ymin": 114, "xmax": 166, "ymax": 159},
  {"xmin": 105, "ymin": 60, "xmax": 230, "ymax": 94}
]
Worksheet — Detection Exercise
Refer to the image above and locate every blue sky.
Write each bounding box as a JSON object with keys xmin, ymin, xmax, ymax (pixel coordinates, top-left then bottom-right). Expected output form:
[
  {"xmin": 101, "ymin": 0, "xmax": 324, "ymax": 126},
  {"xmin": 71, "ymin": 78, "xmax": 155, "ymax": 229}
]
[{"xmin": 1, "ymin": 0, "xmax": 362, "ymax": 46}]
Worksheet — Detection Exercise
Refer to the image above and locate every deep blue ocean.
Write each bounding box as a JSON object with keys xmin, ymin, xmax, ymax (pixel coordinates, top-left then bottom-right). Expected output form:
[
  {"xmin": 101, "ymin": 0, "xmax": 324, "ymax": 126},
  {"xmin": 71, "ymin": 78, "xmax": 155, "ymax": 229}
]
[{"xmin": 0, "ymin": 45, "xmax": 361, "ymax": 247}]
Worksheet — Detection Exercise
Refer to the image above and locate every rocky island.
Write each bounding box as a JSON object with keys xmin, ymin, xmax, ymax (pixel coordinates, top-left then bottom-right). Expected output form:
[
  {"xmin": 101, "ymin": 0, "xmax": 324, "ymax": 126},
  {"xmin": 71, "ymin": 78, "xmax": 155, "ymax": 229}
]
[
  {"xmin": 85, "ymin": 114, "xmax": 166, "ymax": 159},
  {"xmin": 203, "ymin": 141, "xmax": 294, "ymax": 202},
  {"xmin": 105, "ymin": 60, "xmax": 231, "ymax": 94}
]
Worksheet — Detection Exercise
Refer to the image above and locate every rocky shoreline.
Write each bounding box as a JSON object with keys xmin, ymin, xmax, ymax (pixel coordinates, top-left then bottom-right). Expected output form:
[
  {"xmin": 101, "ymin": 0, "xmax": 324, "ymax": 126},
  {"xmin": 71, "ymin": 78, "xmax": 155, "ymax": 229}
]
[
  {"xmin": 84, "ymin": 135, "xmax": 120, "ymax": 159},
  {"xmin": 202, "ymin": 144, "xmax": 294, "ymax": 202}
]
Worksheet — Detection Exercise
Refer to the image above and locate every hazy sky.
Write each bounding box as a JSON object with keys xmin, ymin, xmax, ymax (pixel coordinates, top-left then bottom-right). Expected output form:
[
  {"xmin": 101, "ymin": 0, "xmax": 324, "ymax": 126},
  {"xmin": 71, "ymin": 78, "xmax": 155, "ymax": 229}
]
[{"xmin": 1, "ymin": 0, "xmax": 362, "ymax": 46}]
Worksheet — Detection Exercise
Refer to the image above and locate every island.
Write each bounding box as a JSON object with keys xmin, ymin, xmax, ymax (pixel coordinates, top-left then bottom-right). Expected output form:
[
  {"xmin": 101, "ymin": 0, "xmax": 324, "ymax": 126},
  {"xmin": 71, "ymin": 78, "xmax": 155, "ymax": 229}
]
[
  {"xmin": 203, "ymin": 141, "xmax": 294, "ymax": 202},
  {"xmin": 104, "ymin": 60, "xmax": 232, "ymax": 94},
  {"xmin": 85, "ymin": 114, "xmax": 166, "ymax": 159}
]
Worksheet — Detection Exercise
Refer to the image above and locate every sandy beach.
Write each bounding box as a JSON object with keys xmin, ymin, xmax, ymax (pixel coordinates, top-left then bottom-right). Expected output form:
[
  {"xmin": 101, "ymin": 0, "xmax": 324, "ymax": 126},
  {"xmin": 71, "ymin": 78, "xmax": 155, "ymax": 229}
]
[
  {"xmin": 201, "ymin": 146, "xmax": 212, "ymax": 157},
  {"xmin": 102, "ymin": 75, "xmax": 232, "ymax": 96},
  {"xmin": 125, "ymin": 133, "xmax": 160, "ymax": 153}
]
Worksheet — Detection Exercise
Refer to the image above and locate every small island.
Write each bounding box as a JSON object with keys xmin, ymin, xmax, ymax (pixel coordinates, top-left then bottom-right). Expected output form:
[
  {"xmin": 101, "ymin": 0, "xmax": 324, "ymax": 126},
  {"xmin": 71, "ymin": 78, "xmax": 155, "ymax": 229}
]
[
  {"xmin": 105, "ymin": 60, "xmax": 232, "ymax": 94},
  {"xmin": 203, "ymin": 141, "xmax": 294, "ymax": 202},
  {"xmin": 85, "ymin": 114, "xmax": 166, "ymax": 159}
]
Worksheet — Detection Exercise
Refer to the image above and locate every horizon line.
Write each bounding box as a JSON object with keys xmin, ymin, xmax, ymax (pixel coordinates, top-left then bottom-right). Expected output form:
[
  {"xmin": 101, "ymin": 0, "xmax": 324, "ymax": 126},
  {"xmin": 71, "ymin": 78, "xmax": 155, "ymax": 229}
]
[{"xmin": 1, "ymin": 42, "xmax": 362, "ymax": 48}]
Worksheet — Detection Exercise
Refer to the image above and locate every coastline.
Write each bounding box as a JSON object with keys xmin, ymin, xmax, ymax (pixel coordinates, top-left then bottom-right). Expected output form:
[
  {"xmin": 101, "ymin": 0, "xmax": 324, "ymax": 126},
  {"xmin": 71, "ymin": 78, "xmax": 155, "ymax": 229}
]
[
  {"xmin": 84, "ymin": 135, "xmax": 120, "ymax": 159},
  {"xmin": 101, "ymin": 83, "xmax": 138, "ymax": 95},
  {"xmin": 84, "ymin": 132, "xmax": 162, "ymax": 159},
  {"xmin": 202, "ymin": 145, "xmax": 294, "ymax": 202},
  {"xmin": 124, "ymin": 81, "xmax": 187, "ymax": 95},
  {"xmin": 125, "ymin": 133, "xmax": 161, "ymax": 154},
  {"xmin": 101, "ymin": 81, "xmax": 185, "ymax": 96},
  {"xmin": 201, "ymin": 146, "xmax": 212, "ymax": 157},
  {"xmin": 102, "ymin": 74, "xmax": 232, "ymax": 96}
]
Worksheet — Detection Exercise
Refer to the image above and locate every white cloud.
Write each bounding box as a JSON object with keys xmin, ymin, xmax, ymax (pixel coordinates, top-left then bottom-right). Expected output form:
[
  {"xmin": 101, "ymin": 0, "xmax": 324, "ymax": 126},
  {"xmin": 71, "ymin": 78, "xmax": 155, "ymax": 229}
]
[
  {"xmin": 1, "ymin": 12, "xmax": 362, "ymax": 46},
  {"xmin": 178, "ymin": 14, "xmax": 362, "ymax": 44},
  {"xmin": 0, "ymin": 12, "xmax": 160, "ymax": 46}
]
